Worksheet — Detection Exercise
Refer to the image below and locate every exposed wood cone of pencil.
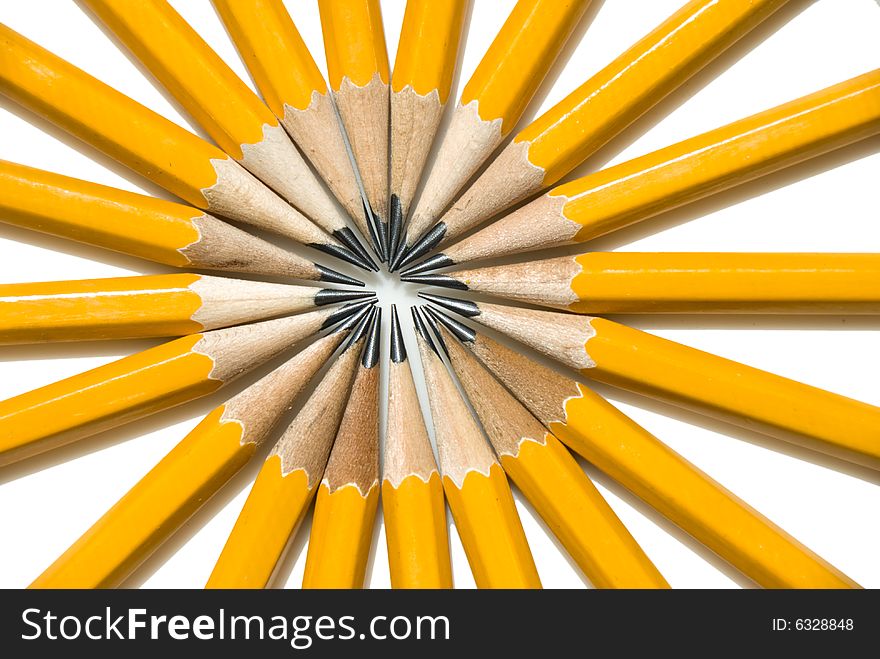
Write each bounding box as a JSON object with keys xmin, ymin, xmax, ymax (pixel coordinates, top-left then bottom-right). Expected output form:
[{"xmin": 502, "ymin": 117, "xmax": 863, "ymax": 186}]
[
  {"xmin": 206, "ymin": 308, "xmax": 375, "ymax": 588},
  {"xmin": 412, "ymin": 307, "xmax": 541, "ymax": 589}
]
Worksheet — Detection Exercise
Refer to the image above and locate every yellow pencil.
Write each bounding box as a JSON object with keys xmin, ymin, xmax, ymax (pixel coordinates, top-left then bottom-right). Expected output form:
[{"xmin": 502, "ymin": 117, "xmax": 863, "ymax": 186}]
[
  {"xmin": 302, "ymin": 311, "xmax": 381, "ymax": 589},
  {"xmin": 430, "ymin": 311, "xmax": 857, "ymax": 588},
  {"xmin": 431, "ymin": 315, "xmax": 668, "ymax": 588},
  {"xmin": 0, "ymin": 273, "xmax": 373, "ymax": 344},
  {"xmin": 212, "ymin": 0, "xmax": 369, "ymax": 253},
  {"xmin": 0, "ymin": 25, "xmax": 362, "ymax": 264},
  {"xmin": 406, "ymin": 252, "xmax": 880, "ymax": 314},
  {"xmin": 393, "ymin": 0, "xmax": 593, "ymax": 270},
  {"xmin": 383, "ymin": 306, "xmax": 452, "ymax": 589},
  {"xmin": 388, "ymin": 0, "xmax": 467, "ymax": 257},
  {"xmin": 206, "ymin": 310, "xmax": 375, "ymax": 588},
  {"xmin": 405, "ymin": 68, "xmax": 880, "ymax": 273},
  {"xmin": 413, "ymin": 308, "xmax": 541, "ymax": 589},
  {"xmin": 29, "ymin": 314, "xmax": 363, "ymax": 589},
  {"xmin": 318, "ymin": 0, "xmax": 391, "ymax": 259},
  {"xmin": 0, "ymin": 303, "xmax": 368, "ymax": 468},
  {"xmin": 425, "ymin": 295, "xmax": 880, "ymax": 472},
  {"xmin": 83, "ymin": 0, "xmax": 374, "ymax": 269},
  {"xmin": 425, "ymin": 0, "xmax": 790, "ymax": 246},
  {"xmin": 0, "ymin": 160, "xmax": 361, "ymax": 285}
]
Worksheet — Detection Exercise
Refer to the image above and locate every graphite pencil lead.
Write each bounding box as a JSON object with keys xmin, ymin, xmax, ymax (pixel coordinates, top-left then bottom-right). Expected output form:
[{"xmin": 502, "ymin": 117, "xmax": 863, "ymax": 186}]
[
  {"xmin": 374, "ymin": 209, "xmax": 390, "ymax": 262},
  {"xmin": 389, "ymin": 305, "xmax": 407, "ymax": 363},
  {"xmin": 399, "ymin": 273, "xmax": 467, "ymax": 290},
  {"xmin": 315, "ymin": 264, "xmax": 366, "ymax": 287},
  {"xmin": 363, "ymin": 201, "xmax": 386, "ymax": 262},
  {"xmin": 333, "ymin": 227, "xmax": 380, "ymax": 271},
  {"xmin": 388, "ymin": 195, "xmax": 403, "ymax": 264},
  {"xmin": 410, "ymin": 307, "xmax": 439, "ymax": 355},
  {"xmin": 310, "ymin": 241, "xmax": 376, "ymax": 272},
  {"xmin": 314, "ymin": 289, "xmax": 376, "ymax": 306},
  {"xmin": 322, "ymin": 300, "xmax": 374, "ymax": 331},
  {"xmin": 394, "ymin": 222, "xmax": 447, "ymax": 271},
  {"xmin": 400, "ymin": 253, "xmax": 454, "ymax": 277},
  {"xmin": 420, "ymin": 307, "xmax": 449, "ymax": 356},
  {"xmin": 417, "ymin": 293, "xmax": 480, "ymax": 318},
  {"xmin": 362, "ymin": 307, "xmax": 382, "ymax": 368},
  {"xmin": 344, "ymin": 306, "xmax": 377, "ymax": 351},
  {"xmin": 425, "ymin": 307, "xmax": 477, "ymax": 344}
]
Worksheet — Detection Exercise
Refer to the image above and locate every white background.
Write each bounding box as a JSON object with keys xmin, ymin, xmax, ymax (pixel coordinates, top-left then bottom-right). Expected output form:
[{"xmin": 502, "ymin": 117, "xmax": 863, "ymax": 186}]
[{"xmin": 1, "ymin": 0, "xmax": 879, "ymax": 589}]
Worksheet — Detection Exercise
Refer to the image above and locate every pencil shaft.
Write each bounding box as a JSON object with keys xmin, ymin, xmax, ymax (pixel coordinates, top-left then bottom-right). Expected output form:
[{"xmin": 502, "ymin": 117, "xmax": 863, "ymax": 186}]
[
  {"xmin": 439, "ymin": 69, "xmax": 880, "ymax": 264},
  {"xmin": 434, "ymin": 252, "xmax": 880, "ymax": 314},
  {"xmin": 585, "ymin": 318, "xmax": 880, "ymax": 470},
  {"xmin": 0, "ymin": 274, "xmax": 347, "ymax": 343},
  {"xmin": 33, "ymin": 411, "xmax": 255, "ymax": 588},
  {"xmin": 0, "ymin": 161, "xmax": 342, "ymax": 281},
  {"xmin": 443, "ymin": 465, "xmax": 542, "ymax": 589}
]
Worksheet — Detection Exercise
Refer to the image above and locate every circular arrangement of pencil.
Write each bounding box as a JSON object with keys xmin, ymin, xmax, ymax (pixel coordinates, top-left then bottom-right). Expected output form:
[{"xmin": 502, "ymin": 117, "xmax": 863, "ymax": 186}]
[{"xmin": 2, "ymin": 0, "xmax": 879, "ymax": 589}]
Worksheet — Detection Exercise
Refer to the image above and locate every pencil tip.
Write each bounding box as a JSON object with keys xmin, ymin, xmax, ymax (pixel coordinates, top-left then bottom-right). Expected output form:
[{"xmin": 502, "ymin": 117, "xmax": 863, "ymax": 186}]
[
  {"xmin": 314, "ymin": 289, "xmax": 376, "ymax": 306},
  {"xmin": 333, "ymin": 227, "xmax": 380, "ymax": 271},
  {"xmin": 421, "ymin": 307, "xmax": 449, "ymax": 356},
  {"xmin": 410, "ymin": 306, "xmax": 439, "ymax": 355},
  {"xmin": 396, "ymin": 222, "xmax": 447, "ymax": 271},
  {"xmin": 400, "ymin": 253, "xmax": 454, "ymax": 277},
  {"xmin": 389, "ymin": 304, "xmax": 407, "ymax": 363},
  {"xmin": 310, "ymin": 241, "xmax": 375, "ymax": 272},
  {"xmin": 399, "ymin": 273, "xmax": 468, "ymax": 290},
  {"xmin": 362, "ymin": 306, "xmax": 382, "ymax": 368},
  {"xmin": 373, "ymin": 209, "xmax": 390, "ymax": 262},
  {"xmin": 388, "ymin": 195, "xmax": 403, "ymax": 264},
  {"xmin": 315, "ymin": 264, "xmax": 365, "ymax": 287},
  {"xmin": 417, "ymin": 293, "xmax": 480, "ymax": 318},
  {"xmin": 343, "ymin": 305, "xmax": 376, "ymax": 349},
  {"xmin": 388, "ymin": 239, "xmax": 408, "ymax": 271},
  {"xmin": 325, "ymin": 301, "xmax": 373, "ymax": 332},
  {"xmin": 363, "ymin": 202, "xmax": 386, "ymax": 262},
  {"xmin": 425, "ymin": 306, "xmax": 477, "ymax": 344}
]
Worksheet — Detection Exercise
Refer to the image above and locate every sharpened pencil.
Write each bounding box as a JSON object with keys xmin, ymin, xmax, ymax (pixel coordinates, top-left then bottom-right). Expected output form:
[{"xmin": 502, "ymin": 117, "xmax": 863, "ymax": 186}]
[
  {"xmin": 428, "ymin": 309, "xmax": 858, "ymax": 588},
  {"xmin": 318, "ymin": 0, "xmax": 391, "ymax": 260},
  {"xmin": 413, "ymin": 308, "xmax": 541, "ymax": 589},
  {"xmin": 205, "ymin": 309, "xmax": 375, "ymax": 588},
  {"xmin": 0, "ymin": 160, "xmax": 362, "ymax": 285},
  {"xmin": 0, "ymin": 25, "xmax": 363, "ymax": 266},
  {"xmin": 428, "ymin": 311, "xmax": 668, "ymax": 588},
  {"xmin": 213, "ymin": 0, "xmax": 377, "ymax": 269},
  {"xmin": 302, "ymin": 310, "xmax": 381, "ymax": 589},
  {"xmin": 404, "ymin": 69, "xmax": 880, "ymax": 271},
  {"xmin": 423, "ymin": 294, "xmax": 880, "ymax": 471},
  {"xmin": 83, "ymin": 0, "xmax": 374, "ymax": 271},
  {"xmin": 404, "ymin": 252, "xmax": 880, "ymax": 314},
  {"xmin": 0, "ymin": 273, "xmax": 373, "ymax": 344},
  {"xmin": 388, "ymin": 0, "xmax": 467, "ymax": 260},
  {"xmin": 29, "ymin": 313, "xmax": 365, "ymax": 589},
  {"xmin": 383, "ymin": 305, "xmax": 452, "ymax": 589},
  {"xmin": 0, "ymin": 302, "xmax": 370, "ymax": 468},
  {"xmin": 392, "ymin": 0, "xmax": 593, "ymax": 270},
  {"xmin": 421, "ymin": 0, "xmax": 789, "ymax": 245}
]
